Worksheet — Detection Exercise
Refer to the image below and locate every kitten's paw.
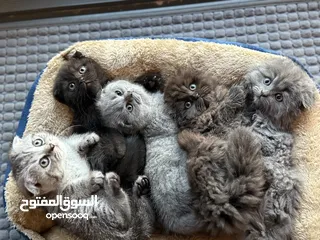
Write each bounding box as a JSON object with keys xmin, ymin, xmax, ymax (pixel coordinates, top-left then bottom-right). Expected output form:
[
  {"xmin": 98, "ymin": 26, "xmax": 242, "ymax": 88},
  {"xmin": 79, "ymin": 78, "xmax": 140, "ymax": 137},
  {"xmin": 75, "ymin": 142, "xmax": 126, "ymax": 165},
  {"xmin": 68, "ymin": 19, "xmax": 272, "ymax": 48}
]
[
  {"xmin": 105, "ymin": 172, "xmax": 121, "ymax": 194},
  {"xmin": 90, "ymin": 171, "xmax": 104, "ymax": 193},
  {"xmin": 136, "ymin": 72, "xmax": 163, "ymax": 92},
  {"xmin": 85, "ymin": 133, "xmax": 100, "ymax": 146},
  {"xmin": 79, "ymin": 133, "xmax": 100, "ymax": 152},
  {"xmin": 133, "ymin": 175, "xmax": 150, "ymax": 198},
  {"xmin": 245, "ymin": 230, "xmax": 266, "ymax": 240}
]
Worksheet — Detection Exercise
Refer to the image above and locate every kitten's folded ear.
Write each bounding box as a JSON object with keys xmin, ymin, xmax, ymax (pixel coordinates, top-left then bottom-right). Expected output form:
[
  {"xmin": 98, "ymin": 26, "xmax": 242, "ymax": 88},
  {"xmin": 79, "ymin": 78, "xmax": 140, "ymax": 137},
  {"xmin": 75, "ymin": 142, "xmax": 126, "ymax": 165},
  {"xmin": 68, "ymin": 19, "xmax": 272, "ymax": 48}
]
[
  {"xmin": 53, "ymin": 87, "xmax": 65, "ymax": 104},
  {"xmin": 300, "ymin": 89, "xmax": 316, "ymax": 109},
  {"xmin": 9, "ymin": 136, "xmax": 22, "ymax": 160},
  {"xmin": 62, "ymin": 50, "xmax": 84, "ymax": 60},
  {"xmin": 72, "ymin": 51, "xmax": 84, "ymax": 59},
  {"xmin": 12, "ymin": 135, "xmax": 21, "ymax": 147}
]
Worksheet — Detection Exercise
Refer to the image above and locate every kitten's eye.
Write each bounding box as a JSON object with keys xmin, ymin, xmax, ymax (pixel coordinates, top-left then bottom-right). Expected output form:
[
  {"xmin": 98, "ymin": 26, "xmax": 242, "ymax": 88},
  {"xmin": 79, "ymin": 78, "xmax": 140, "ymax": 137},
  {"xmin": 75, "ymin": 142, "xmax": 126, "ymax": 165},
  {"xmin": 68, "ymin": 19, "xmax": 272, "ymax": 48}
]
[
  {"xmin": 126, "ymin": 104, "xmax": 133, "ymax": 112},
  {"xmin": 39, "ymin": 157, "xmax": 50, "ymax": 168},
  {"xmin": 189, "ymin": 84, "xmax": 197, "ymax": 91},
  {"xmin": 185, "ymin": 102, "xmax": 192, "ymax": 109},
  {"xmin": 79, "ymin": 66, "xmax": 86, "ymax": 74},
  {"xmin": 115, "ymin": 90, "xmax": 123, "ymax": 96},
  {"xmin": 33, "ymin": 138, "xmax": 44, "ymax": 147},
  {"xmin": 263, "ymin": 78, "xmax": 271, "ymax": 86},
  {"xmin": 275, "ymin": 93, "xmax": 283, "ymax": 102},
  {"xmin": 69, "ymin": 83, "xmax": 75, "ymax": 90}
]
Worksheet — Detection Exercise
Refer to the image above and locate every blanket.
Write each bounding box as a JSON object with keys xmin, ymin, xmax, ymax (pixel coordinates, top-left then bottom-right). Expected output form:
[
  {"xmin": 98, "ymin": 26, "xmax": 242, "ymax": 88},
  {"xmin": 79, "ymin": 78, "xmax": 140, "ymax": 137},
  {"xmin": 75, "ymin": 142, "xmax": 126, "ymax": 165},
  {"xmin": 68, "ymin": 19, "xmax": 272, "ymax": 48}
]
[{"xmin": 4, "ymin": 38, "xmax": 320, "ymax": 240}]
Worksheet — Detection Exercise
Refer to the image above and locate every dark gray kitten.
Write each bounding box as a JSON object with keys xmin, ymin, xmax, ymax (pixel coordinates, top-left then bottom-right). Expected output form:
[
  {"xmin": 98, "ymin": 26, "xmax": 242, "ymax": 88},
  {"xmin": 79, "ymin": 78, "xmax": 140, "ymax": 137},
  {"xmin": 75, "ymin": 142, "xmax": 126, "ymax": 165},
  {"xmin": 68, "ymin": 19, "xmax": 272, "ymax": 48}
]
[
  {"xmin": 9, "ymin": 132, "xmax": 154, "ymax": 240},
  {"xmin": 96, "ymin": 80, "xmax": 205, "ymax": 235},
  {"xmin": 165, "ymin": 58, "xmax": 316, "ymax": 239}
]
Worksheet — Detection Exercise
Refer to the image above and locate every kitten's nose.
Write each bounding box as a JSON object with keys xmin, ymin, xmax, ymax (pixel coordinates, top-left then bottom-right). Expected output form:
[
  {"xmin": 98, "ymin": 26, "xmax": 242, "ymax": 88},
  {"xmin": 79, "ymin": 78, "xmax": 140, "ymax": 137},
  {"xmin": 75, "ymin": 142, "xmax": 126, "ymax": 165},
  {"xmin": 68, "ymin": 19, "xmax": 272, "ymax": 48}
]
[
  {"xmin": 193, "ymin": 93, "xmax": 200, "ymax": 98},
  {"xmin": 48, "ymin": 143, "xmax": 55, "ymax": 152},
  {"xmin": 260, "ymin": 90, "xmax": 267, "ymax": 97},
  {"xmin": 125, "ymin": 92, "xmax": 133, "ymax": 102}
]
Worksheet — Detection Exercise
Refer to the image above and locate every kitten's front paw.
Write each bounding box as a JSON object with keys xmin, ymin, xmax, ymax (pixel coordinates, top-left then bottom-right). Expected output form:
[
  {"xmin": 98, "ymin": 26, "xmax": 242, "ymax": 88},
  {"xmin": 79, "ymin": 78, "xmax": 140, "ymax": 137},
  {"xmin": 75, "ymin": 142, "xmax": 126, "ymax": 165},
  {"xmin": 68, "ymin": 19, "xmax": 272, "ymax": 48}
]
[
  {"xmin": 105, "ymin": 172, "xmax": 121, "ymax": 195},
  {"xmin": 136, "ymin": 72, "xmax": 163, "ymax": 92},
  {"xmin": 133, "ymin": 175, "xmax": 150, "ymax": 198},
  {"xmin": 79, "ymin": 133, "xmax": 100, "ymax": 152},
  {"xmin": 90, "ymin": 171, "xmax": 104, "ymax": 193},
  {"xmin": 85, "ymin": 133, "xmax": 100, "ymax": 146}
]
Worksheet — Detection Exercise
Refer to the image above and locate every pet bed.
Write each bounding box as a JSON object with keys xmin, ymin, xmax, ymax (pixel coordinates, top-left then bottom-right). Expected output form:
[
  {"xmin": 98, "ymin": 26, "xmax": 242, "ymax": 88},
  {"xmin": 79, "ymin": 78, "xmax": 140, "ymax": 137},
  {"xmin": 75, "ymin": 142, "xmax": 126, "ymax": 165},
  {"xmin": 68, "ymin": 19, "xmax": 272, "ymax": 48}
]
[{"xmin": 4, "ymin": 38, "xmax": 320, "ymax": 240}]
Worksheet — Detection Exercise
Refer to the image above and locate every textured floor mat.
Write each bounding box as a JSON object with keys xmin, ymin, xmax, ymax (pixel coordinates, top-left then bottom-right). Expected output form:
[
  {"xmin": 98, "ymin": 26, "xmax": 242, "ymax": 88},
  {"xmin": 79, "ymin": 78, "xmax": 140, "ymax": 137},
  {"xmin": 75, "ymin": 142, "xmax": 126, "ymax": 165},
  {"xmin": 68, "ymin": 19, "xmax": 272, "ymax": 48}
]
[{"xmin": 1, "ymin": 1, "xmax": 320, "ymax": 239}]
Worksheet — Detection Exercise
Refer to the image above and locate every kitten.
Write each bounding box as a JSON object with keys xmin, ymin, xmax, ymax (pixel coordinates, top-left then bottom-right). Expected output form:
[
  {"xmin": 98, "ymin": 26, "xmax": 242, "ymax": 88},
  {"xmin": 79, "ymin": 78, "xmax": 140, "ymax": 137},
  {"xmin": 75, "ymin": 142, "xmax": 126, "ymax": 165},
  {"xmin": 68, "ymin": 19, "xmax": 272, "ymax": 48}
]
[
  {"xmin": 164, "ymin": 71, "xmax": 267, "ymax": 237},
  {"xmin": 52, "ymin": 51, "xmax": 150, "ymax": 190},
  {"xmin": 243, "ymin": 59, "xmax": 315, "ymax": 239},
  {"xmin": 10, "ymin": 132, "xmax": 154, "ymax": 240},
  {"xmin": 245, "ymin": 58, "xmax": 316, "ymax": 131},
  {"xmin": 96, "ymin": 80, "xmax": 205, "ymax": 235},
  {"xmin": 87, "ymin": 128, "xmax": 146, "ymax": 190},
  {"xmin": 164, "ymin": 58, "xmax": 316, "ymax": 239},
  {"xmin": 53, "ymin": 51, "xmax": 109, "ymax": 132}
]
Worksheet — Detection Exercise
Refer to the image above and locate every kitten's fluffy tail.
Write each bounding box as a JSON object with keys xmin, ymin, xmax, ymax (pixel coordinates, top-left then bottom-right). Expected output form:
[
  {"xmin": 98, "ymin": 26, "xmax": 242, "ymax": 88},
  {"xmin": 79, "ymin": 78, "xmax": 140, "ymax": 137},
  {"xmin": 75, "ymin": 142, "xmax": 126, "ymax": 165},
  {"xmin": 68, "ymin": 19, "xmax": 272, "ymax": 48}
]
[
  {"xmin": 193, "ymin": 127, "xmax": 267, "ymax": 236},
  {"xmin": 222, "ymin": 127, "xmax": 267, "ymax": 234}
]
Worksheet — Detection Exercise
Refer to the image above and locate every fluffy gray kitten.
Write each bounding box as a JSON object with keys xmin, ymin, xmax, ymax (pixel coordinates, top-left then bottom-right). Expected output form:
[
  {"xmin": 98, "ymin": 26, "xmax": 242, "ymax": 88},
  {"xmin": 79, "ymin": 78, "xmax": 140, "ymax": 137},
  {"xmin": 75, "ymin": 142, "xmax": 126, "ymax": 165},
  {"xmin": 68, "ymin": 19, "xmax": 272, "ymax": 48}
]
[
  {"xmin": 239, "ymin": 59, "xmax": 315, "ymax": 239},
  {"xmin": 96, "ymin": 80, "xmax": 205, "ymax": 235},
  {"xmin": 10, "ymin": 132, "xmax": 154, "ymax": 240},
  {"xmin": 244, "ymin": 59, "xmax": 315, "ymax": 239}
]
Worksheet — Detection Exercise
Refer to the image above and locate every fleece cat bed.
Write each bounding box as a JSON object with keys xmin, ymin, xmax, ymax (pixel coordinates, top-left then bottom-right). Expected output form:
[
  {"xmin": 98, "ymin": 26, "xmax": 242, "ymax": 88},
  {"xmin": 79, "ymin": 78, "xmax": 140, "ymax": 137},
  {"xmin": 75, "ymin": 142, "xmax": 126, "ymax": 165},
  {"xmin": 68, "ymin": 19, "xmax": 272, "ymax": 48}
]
[{"xmin": 4, "ymin": 38, "xmax": 320, "ymax": 240}]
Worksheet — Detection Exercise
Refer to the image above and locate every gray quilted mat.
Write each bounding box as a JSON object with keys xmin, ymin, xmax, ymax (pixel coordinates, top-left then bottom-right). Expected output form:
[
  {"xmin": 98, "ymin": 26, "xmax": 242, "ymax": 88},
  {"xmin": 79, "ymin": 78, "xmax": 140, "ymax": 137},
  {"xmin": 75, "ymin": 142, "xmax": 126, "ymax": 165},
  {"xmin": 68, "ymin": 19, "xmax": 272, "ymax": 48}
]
[{"xmin": 1, "ymin": 1, "xmax": 320, "ymax": 239}]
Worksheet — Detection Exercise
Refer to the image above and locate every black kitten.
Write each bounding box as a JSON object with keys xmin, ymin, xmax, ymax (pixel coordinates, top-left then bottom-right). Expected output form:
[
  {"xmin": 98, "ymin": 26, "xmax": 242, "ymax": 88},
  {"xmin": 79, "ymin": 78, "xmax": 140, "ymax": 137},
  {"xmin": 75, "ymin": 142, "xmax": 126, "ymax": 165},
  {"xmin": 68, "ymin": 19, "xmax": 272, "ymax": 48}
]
[
  {"xmin": 88, "ymin": 129, "xmax": 146, "ymax": 190},
  {"xmin": 53, "ymin": 51, "xmax": 109, "ymax": 132}
]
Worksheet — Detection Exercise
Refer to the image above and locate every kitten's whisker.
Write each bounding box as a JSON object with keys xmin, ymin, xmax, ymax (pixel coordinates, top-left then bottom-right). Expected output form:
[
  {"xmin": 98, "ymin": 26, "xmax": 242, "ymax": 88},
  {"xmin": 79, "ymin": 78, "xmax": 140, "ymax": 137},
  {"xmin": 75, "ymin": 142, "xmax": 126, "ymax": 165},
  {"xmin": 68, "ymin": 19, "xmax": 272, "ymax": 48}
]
[
  {"xmin": 132, "ymin": 94, "xmax": 141, "ymax": 104},
  {"xmin": 84, "ymin": 80, "xmax": 95, "ymax": 85}
]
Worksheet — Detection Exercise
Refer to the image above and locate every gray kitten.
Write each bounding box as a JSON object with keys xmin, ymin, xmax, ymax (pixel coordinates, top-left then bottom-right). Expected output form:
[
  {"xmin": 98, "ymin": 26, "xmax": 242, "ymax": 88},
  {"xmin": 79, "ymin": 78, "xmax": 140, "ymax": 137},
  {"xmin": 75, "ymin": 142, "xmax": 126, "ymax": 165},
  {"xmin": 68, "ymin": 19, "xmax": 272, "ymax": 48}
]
[
  {"xmin": 96, "ymin": 80, "xmax": 205, "ymax": 235},
  {"xmin": 244, "ymin": 59, "xmax": 315, "ymax": 239},
  {"xmin": 245, "ymin": 58, "xmax": 316, "ymax": 131},
  {"xmin": 10, "ymin": 132, "xmax": 154, "ymax": 240}
]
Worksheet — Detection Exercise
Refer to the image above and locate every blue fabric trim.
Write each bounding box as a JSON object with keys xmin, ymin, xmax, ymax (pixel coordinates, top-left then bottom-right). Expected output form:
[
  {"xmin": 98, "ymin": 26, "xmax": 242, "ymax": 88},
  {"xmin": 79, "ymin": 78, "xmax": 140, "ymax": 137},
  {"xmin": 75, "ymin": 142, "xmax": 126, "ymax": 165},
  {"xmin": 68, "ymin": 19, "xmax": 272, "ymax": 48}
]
[
  {"xmin": 16, "ymin": 69, "xmax": 45, "ymax": 138},
  {"xmin": 3, "ymin": 69, "xmax": 45, "ymax": 210}
]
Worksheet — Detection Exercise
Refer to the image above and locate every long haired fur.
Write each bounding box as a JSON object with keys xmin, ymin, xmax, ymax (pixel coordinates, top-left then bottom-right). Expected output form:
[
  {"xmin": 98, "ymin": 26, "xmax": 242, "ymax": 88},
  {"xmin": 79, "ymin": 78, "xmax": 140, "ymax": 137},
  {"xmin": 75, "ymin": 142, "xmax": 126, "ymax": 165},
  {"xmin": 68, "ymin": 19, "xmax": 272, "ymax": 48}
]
[
  {"xmin": 164, "ymin": 59, "xmax": 316, "ymax": 239},
  {"xmin": 244, "ymin": 58, "xmax": 316, "ymax": 131},
  {"xmin": 178, "ymin": 127, "xmax": 267, "ymax": 237}
]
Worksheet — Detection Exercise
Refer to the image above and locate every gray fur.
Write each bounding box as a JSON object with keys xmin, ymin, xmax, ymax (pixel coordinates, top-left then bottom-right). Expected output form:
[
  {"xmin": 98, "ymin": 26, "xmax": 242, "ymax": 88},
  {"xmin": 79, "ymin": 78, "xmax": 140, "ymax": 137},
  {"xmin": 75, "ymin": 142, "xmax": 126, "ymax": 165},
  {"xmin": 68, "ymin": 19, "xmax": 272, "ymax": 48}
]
[
  {"xmin": 191, "ymin": 85, "xmax": 305, "ymax": 239},
  {"xmin": 244, "ymin": 58, "xmax": 316, "ymax": 131},
  {"xmin": 97, "ymin": 80, "xmax": 205, "ymax": 235},
  {"xmin": 250, "ymin": 114, "xmax": 302, "ymax": 240},
  {"xmin": 178, "ymin": 127, "xmax": 266, "ymax": 237},
  {"xmin": 163, "ymin": 58, "xmax": 316, "ymax": 239},
  {"xmin": 9, "ymin": 132, "xmax": 154, "ymax": 240},
  {"xmin": 201, "ymin": 85, "xmax": 304, "ymax": 239}
]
